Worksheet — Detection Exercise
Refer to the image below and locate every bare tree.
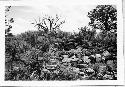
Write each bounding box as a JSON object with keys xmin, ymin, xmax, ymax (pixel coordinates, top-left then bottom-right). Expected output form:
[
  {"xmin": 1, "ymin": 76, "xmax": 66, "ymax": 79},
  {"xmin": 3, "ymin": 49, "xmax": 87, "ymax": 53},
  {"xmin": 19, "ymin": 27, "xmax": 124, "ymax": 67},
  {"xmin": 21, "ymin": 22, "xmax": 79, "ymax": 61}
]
[{"xmin": 31, "ymin": 14, "xmax": 65, "ymax": 34}]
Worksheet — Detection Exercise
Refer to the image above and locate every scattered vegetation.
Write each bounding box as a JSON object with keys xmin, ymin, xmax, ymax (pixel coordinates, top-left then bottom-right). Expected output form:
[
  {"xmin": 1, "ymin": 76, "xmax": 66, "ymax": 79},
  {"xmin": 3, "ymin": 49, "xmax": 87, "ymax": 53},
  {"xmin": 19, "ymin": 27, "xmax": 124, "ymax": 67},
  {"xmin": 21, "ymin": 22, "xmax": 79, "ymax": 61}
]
[{"xmin": 5, "ymin": 5, "xmax": 117, "ymax": 80}]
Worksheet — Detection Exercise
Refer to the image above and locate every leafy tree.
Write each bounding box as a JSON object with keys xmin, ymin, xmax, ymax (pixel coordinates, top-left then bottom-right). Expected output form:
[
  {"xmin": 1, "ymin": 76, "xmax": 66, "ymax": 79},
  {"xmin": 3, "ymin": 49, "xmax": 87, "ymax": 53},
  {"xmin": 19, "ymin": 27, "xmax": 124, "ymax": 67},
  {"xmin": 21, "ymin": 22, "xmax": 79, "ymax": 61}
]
[
  {"xmin": 88, "ymin": 5, "xmax": 117, "ymax": 32},
  {"xmin": 5, "ymin": 6, "xmax": 14, "ymax": 36}
]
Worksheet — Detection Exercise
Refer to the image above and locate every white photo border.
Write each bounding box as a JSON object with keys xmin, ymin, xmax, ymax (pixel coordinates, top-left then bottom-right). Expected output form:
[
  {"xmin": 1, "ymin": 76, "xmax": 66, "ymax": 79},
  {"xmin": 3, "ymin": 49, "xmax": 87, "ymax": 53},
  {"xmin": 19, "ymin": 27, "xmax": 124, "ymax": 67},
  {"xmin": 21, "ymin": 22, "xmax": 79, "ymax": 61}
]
[{"xmin": 0, "ymin": 0, "xmax": 124, "ymax": 86}]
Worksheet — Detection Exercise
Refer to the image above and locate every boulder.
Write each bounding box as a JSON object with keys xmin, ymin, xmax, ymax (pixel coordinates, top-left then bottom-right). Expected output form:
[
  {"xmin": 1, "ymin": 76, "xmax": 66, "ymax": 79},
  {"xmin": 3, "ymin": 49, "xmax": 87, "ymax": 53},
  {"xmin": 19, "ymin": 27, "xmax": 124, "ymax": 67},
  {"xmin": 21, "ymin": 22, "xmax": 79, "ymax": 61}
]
[
  {"xmin": 46, "ymin": 64, "xmax": 57, "ymax": 70},
  {"xmin": 85, "ymin": 68, "xmax": 95, "ymax": 73},
  {"xmin": 62, "ymin": 58, "xmax": 71, "ymax": 63},
  {"xmin": 85, "ymin": 68, "xmax": 95, "ymax": 76},
  {"xmin": 70, "ymin": 55, "xmax": 79, "ymax": 61},
  {"xmin": 89, "ymin": 55, "xmax": 96, "ymax": 64},
  {"xmin": 62, "ymin": 55, "xmax": 69, "ymax": 58},
  {"xmin": 38, "ymin": 57, "xmax": 44, "ymax": 61},
  {"xmin": 95, "ymin": 54, "xmax": 102, "ymax": 62},
  {"xmin": 77, "ymin": 64, "xmax": 88, "ymax": 68},
  {"xmin": 102, "ymin": 50, "xmax": 111, "ymax": 61},
  {"xmin": 103, "ymin": 74, "xmax": 113, "ymax": 80},
  {"xmin": 83, "ymin": 56, "xmax": 91, "ymax": 63},
  {"xmin": 103, "ymin": 50, "xmax": 111, "ymax": 57},
  {"xmin": 72, "ymin": 67, "xmax": 80, "ymax": 73},
  {"xmin": 106, "ymin": 60, "xmax": 116, "ymax": 71},
  {"xmin": 98, "ymin": 65, "xmax": 107, "ymax": 74}
]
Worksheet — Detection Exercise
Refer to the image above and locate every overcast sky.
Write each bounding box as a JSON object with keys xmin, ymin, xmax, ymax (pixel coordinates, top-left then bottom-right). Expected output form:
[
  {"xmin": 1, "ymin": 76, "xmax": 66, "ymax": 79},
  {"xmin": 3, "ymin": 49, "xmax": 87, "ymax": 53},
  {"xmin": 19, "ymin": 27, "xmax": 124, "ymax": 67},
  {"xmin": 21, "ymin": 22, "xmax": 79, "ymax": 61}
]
[{"xmin": 7, "ymin": 5, "xmax": 96, "ymax": 35}]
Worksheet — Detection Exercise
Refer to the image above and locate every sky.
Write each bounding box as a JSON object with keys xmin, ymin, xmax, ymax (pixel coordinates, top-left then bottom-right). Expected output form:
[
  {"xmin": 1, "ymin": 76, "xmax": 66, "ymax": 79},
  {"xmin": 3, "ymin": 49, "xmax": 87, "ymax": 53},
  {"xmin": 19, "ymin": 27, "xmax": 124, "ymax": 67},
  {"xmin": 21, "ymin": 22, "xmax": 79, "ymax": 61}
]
[{"xmin": 7, "ymin": 5, "xmax": 96, "ymax": 35}]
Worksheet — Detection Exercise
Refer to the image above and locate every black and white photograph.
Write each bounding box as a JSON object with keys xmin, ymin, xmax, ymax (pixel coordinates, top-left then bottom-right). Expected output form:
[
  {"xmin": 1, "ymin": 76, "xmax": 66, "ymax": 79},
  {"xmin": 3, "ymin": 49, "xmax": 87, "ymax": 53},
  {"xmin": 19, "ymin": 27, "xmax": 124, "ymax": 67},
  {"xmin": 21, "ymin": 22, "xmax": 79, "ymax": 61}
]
[
  {"xmin": 5, "ymin": 4, "xmax": 118, "ymax": 81},
  {"xmin": 0, "ymin": 0, "xmax": 124, "ymax": 86}
]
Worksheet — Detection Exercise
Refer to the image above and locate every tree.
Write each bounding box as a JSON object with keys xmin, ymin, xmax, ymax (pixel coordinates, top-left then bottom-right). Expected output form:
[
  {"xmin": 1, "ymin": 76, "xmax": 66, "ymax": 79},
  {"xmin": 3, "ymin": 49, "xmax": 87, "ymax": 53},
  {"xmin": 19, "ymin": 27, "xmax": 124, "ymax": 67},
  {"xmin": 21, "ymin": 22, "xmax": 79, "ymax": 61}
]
[
  {"xmin": 32, "ymin": 15, "xmax": 65, "ymax": 34},
  {"xmin": 5, "ymin": 6, "xmax": 14, "ymax": 36},
  {"xmin": 88, "ymin": 5, "xmax": 117, "ymax": 32}
]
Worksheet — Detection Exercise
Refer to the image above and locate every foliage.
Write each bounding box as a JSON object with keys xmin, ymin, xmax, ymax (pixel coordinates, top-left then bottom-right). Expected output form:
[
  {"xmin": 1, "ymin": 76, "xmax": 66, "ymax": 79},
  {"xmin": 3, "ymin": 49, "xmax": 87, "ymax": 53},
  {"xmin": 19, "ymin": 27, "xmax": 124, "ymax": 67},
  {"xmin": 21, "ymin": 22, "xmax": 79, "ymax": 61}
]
[
  {"xmin": 5, "ymin": 5, "xmax": 117, "ymax": 80},
  {"xmin": 88, "ymin": 5, "xmax": 117, "ymax": 32},
  {"xmin": 5, "ymin": 6, "xmax": 14, "ymax": 37}
]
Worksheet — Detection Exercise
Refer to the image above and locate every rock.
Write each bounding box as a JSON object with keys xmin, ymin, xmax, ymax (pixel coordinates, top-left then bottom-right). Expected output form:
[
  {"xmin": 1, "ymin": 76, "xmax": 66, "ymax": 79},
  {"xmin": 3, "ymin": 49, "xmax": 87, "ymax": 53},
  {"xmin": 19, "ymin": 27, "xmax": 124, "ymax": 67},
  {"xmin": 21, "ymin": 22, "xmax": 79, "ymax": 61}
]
[
  {"xmin": 95, "ymin": 54, "xmax": 102, "ymax": 62},
  {"xmin": 79, "ymin": 71, "xmax": 85, "ymax": 75},
  {"xmin": 68, "ymin": 49, "xmax": 76, "ymax": 53},
  {"xmin": 85, "ymin": 50, "xmax": 91, "ymax": 56},
  {"xmin": 95, "ymin": 54, "xmax": 101, "ymax": 58},
  {"xmin": 90, "ymin": 55, "xmax": 95, "ymax": 58},
  {"xmin": 83, "ymin": 56, "xmax": 91, "ymax": 63},
  {"xmin": 80, "ymin": 75, "xmax": 89, "ymax": 80},
  {"xmin": 42, "ymin": 68, "xmax": 49, "ymax": 73},
  {"xmin": 103, "ymin": 74, "xmax": 113, "ymax": 80},
  {"xmin": 103, "ymin": 50, "xmax": 111, "ymax": 57},
  {"xmin": 76, "ymin": 46, "xmax": 82, "ymax": 53},
  {"xmin": 98, "ymin": 65, "xmax": 107, "ymax": 74},
  {"xmin": 89, "ymin": 55, "xmax": 96, "ymax": 63},
  {"xmin": 38, "ymin": 57, "xmax": 44, "ymax": 60},
  {"xmin": 62, "ymin": 58, "xmax": 71, "ymax": 63},
  {"xmin": 101, "ymin": 56, "xmax": 106, "ymax": 61},
  {"xmin": 72, "ymin": 67, "xmax": 80, "ymax": 73},
  {"xmin": 102, "ymin": 50, "xmax": 111, "ymax": 61},
  {"xmin": 46, "ymin": 64, "xmax": 57, "ymax": 70},
  {"xmin": 85, "ymin": 68, "xmax": 94, "ymax": 73},
  {"xmin": 62, "ymin": 55, "xmax": 69, "ymax": 58},
  {"xmin": 77, "ymin": 64, "xmax": 88, "ymax": 68},
  {"xmin": 106, "ymin": 60, "xmax": 115, "ymax": 71},
  {"xmin": 84, "ymin": 68, "xmax": 95, "ymax": 76},
  {"xmin": 70, "ymin": 55, "xmax": 79, "ymax": 61}
]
